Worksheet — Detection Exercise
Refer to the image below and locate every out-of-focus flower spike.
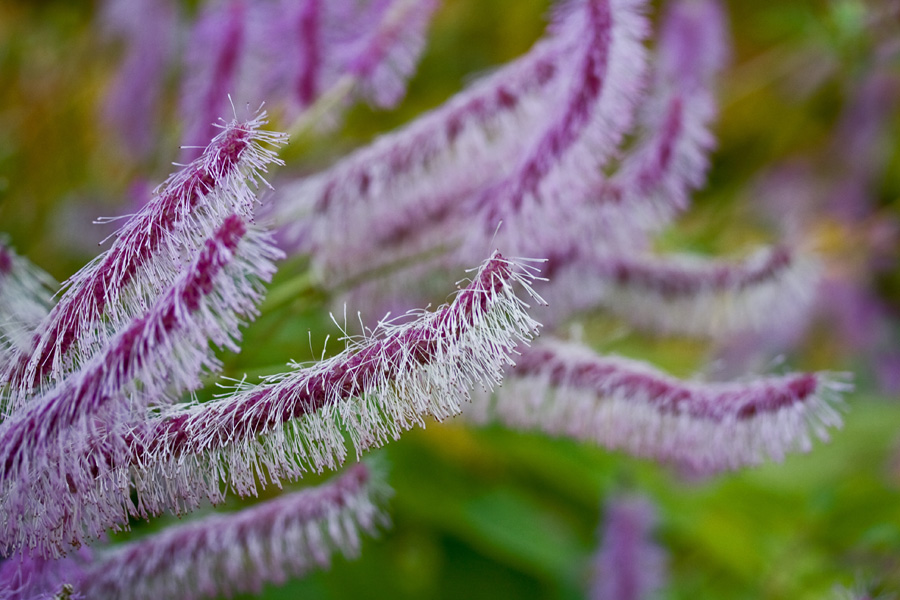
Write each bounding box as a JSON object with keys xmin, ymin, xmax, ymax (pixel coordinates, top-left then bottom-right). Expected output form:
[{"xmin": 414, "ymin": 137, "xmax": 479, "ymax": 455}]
[
  {"xmin": 474, "ymin": 0, "xmax": 649, "ymax": 255},
  {"xmin": 0, "ymin": 239, "xmax": 56, "ymax": 367},
  {"xmin": 180, "ymin": 0, "xmax": 248, "ymax": 154},
  {"xmin": 0, "ymin": 545, "xmax": 93, "ymax": 600},
  {"xmin": 548, "ymin": 246, "xmax": 819, "ymax": 337},
  {"xmin": 340, "ymin": 0, "xmax": 439, "ymax": 109},
  {"xmin": 1, "ymin": 115, "xmax": 286, "ymax": 413},
  {"xmin": 656, "ymin": 0, "xmax": 729, "ymax": 91},
  {"xmin": 0, "ymin": 215, "xmax": 281, "ymax": 557},
  {"xmin": 271, "ymin": 12, "xmax": 570, "ymax": 257},
  {"xmin": 77, "ymin": 464, "xmax": 387, "ymax": 600},
  {"xmin": 122, "ymin": 253, "xmax": 541, "ymax": 517},
  {"xmin": 101, "ymin": 0, "xmax": 178, "ymax": 156},
  {"xmin": 590, "ymin": 494, "xmax": 666, "ymax": 600},
  {"xmin": 585, "ymin": 0, "xmax": 726, "ymax": 242},
  {"xmin": 468, "ymin": 339, "xmax": 848, "ymax": 473}
]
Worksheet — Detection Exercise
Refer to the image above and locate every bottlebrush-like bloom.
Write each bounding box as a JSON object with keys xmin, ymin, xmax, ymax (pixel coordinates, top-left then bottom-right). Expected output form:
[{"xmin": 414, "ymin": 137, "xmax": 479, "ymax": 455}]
[
  {"xmin": 272, "ymin": 0, "xmax": 615, "ymax": 279},
  {"xmin": 81, "ymin": 464, "xmax": 387, "ymax": 600},
  {"xmin": 590, "ymin": 494, "xmax": 666, "ymax": 600},
  {"xmin": 470, "ymin": 0, "xmax": 648, "ymax": 256},
  {"xmin": 0, "ymin": 114, "xmax": 286, "ymax": 413},
  {"xmin": 580, "ymin": 0, "xmax": 725, "ymax": 244},
  {"xmin": 545, "ymin": 245, "xmax": 819, "ymax": 336},
  {"xmin": 124, "ymin": 253, "xmax": 542, "ymax": 512},
  {"xmin": 180, "ymin": 0, "xmax": 249, "ymax": 152},
  {"xmin": 0, "ymin": 251, "xmax": 540, "ymax": 557},
  {"xmin": 180, "ymin": 0, "xmax": 438, "ymax": 152},
  {"xmin": 0, "ymin": 240, "xmax": 55, "ymax": 366},
  {"xmin": 101, "ymin": 0, "xmax": 178, "ymax": 156},
  {"xmin": 0, "ymin": 214, "xmax": 281, "ymax": 557},
  {"xmin": 467, "ymin": 339, "xmax": 847, "ymax": 473},
  {"xmin": 0, "ymin": 464, "xmax": 386, "ymax": 600}
]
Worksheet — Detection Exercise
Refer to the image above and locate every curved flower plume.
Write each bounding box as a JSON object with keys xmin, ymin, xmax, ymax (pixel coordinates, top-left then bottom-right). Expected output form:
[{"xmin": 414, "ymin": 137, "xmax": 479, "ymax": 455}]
[
  {"xmin": 0, "ymin": 240, "xmax": 55, "ymax": 366},
  {"xmin": 547, "ymin": 245, "xmax": 819, "ymax": 336},
  {"xmin": 0, "ymin": 253, "xmax": 540, "ymax": 557},
  {"xmin": 583, "ymin": 0, "xmax": 726, "ymax": 243},
  {"xmin": 0, "ymin": 215, "xmax": 281, "ymax": 557},
  {"xmin": 181, "ymin": 0, "xmax": 438, "ymax": 154},
  {"xmin": 124, "ymin": 253, "xmax": 542, "ymax": 514},
  {"xmin": 180, "ymin": 0, "xmax": 249, "ymax": 152},
  {"xmin": 337, "ymin": 0, "xmax": 439, "ymax": 109},
  {"xmin": 0, "ymin": 464, "xmax": 387, "ymax": 600},
  {"xmin": 468, "ymin": 339, "xmax": 848, "ymax": 473},
  {"xmin": 590, "ymin": 494, "xmax": 666, "ymax": 600},
  {"xmin": 1, "ymin": 114, "xmax": 286, "ymax": 413},
  {"xmin": 471, "ymin": 0, "xmax": 648, "ymax": 256},
  {"xmin": 272, "ymin": 0, "xmax": 593, "ymax": 277}
]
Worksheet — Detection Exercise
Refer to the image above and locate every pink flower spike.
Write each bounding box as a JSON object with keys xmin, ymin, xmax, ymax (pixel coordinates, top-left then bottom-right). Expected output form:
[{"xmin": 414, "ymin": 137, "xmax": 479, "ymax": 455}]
[
  {"xmin": 272, "ymin": 18, "xmax": 568, "ymax": 263},
  {"xmin": 2, "ymin": 114, "xmax": 286, "ymax": 412},
  {"xmin": 475, "ymin": 0, "xmax": 649, "ymax": 256},
  {"xmin": 657, "ymin": 0, "xmax": 729, "ymax": 91},
  {"xmin": 340, "ymin": 0, "xmax": 440, "ymax": 108},
  {"xmin": 0, "ymin": 239, "xmax": 55, "ymax": 368},
  {"xmin": 78, "ymin": 464, "xmax": 388, "ymax": 600},
  {"xmin": 591, "ymin": 494, "xmax": 666, "ymax": 600},
  {"xmin": 0, "ymin": 215, "xmax": 282, "ymax": 558},
  {"xmin": 548, "ymin": 246, "xmax": 819, "ymax": 337},
  {"xmin": 180, "ymin": 0, "xmax": 248, "ymax": 154},
  {"xmin": 468, "ymin": 339, "xmax": 848, "ymax": 473},
  {"xmin": 122, "ymin": 253, "xmax": 542, "ymax": 514},
  {"xmin": 101, "ymin": 0, "xmax": 178, "ymax": 156},
  {"xmin": 581, "ymin": 0, "xmax": 727, "ymax": 244}
]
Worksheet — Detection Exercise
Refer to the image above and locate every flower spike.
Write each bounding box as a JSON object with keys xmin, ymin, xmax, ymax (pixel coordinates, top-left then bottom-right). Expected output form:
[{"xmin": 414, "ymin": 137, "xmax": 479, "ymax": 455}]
[
  {"xmin": 79, "ymin": 464, "xmax": 387, "ymax": 600},
  {"xmin": 468, "ymin": 339, "xmax": 848, "ymax": 473},
  {"xmin": 0, "ymin": 239, "xmax": 55, "ymax": 367},
  {"xmin": 124, "ymin": 253, "xmax": 542, "ymax": 513},
  {"xmin": 2, "ymin": 114, "xmax": 286, "ymax": 413},
  {"xmin": 0, "ymin": 215, "xmax": 281, "ymax": 557}
]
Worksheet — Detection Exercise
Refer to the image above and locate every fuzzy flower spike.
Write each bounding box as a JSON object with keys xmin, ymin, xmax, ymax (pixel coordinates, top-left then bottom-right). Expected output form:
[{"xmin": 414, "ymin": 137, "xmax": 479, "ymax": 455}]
[
  {"xmin": 1, "ymin": 464, "xmax": 387, "ymax": 600},
  {"xmin": 0, "ymin": 240, "xmax": 55, "ymax": 367},
  {"xmin": 0, "ymin": 214, "xmax": 282, "ymax": 557},
  {"xmin": 122, "ymin": 253, "xmax": 543, "ymax": 514},
  {"xmin": 1, "ymin": 113, "xmax": 286, "ymax": 414},
  {"xmin": 469, "ymin": 339, "xmax": 848, "ymax": 473}
]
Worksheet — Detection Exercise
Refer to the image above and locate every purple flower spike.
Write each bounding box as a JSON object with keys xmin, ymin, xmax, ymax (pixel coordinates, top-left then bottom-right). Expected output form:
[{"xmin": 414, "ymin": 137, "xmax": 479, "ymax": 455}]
[
  {"xmin": 0, "ymin": 545, "xmax": 93, "ymax": 600},
  {"xmin": 180, "ymin": 0, "xmax": 248, "ymax": 154},
  {"xmin": 474, "ymin": 0, "xmax": 649, "ymax": 255},
  {"xmin": 2, "ymin": 114, "xmax": 286, "ymax": 412},
  {"xmin": 0, "ymin": 215, "xmax": 281, "ymax": 558},
  {"xmin": 340, "ymin": 0, "xmax": 440, "ymax": 109},
  {"xmin": 583, "ymin": 0, "xmax": 727, "ymax": 243},
  {"xmin": 547, "ymin": 246, "xmax": 819, "ymax": 337},
  {"xmin": 468, "ymin": 339, "xmax": 848, "ymax": 473},
  {"xmin": 657, "ymin": 0, "xmax": 729, "ymax": 91},
  {"xmin": 77, "ymin": 464, "xmax": 387, "ymax": 600},
  {"xmin": 0, "ymin": 240, "xmax": 55, "ymax": 367},
  {"xmin": 121, "ymin": 253, "xmax": 542, "ymax": 516},
  {"xmin": 590, "ymin": 494, "xmax": 666, "ymax": 600},
  {"xmin": 101, "ymin": 0, "xmax": 178, "ymax": 156}
]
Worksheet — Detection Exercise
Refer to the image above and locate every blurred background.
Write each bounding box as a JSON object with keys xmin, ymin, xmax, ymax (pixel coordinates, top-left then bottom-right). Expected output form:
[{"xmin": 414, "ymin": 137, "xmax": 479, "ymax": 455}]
[{"xmin": 1, "ymin": 0, "xmax": 900, "ymax": 597}]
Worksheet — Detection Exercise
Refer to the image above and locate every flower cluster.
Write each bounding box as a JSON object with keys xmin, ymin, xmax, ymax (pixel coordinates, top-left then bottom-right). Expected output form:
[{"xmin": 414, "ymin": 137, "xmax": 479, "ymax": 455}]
[{"xmin": 0, "ymin": 0, "xmax": 868, "ymax": 597}]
